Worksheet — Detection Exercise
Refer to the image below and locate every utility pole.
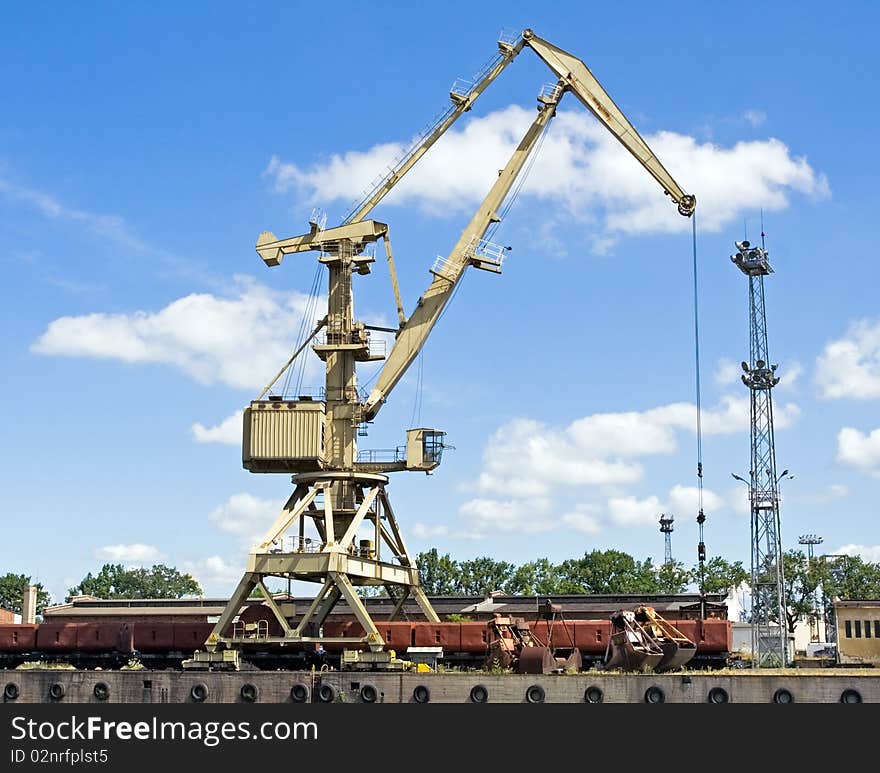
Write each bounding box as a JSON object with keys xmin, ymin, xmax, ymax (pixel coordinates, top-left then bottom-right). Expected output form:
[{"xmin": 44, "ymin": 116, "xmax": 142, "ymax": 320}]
[
  {"xmin": 659, "ymin": 513, "xmax": 674, "ymax": 565},
  {"xmin": 731, "ymin": 238, "xmax": 788, "ymax": 667}
]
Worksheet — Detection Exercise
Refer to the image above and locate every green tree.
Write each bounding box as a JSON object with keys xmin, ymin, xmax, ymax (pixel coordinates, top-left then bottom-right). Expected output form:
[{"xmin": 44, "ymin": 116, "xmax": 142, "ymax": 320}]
[
  {"xmin": 655, "ymin": 561, "xmax": 691, "ymax": 594},
  {"xmin": 556, "ymin": 550, "xmax": 661, "ymax": 594},
  {"xmin": 0, "ymin": 573, "xmax": 51, "ymax": 615},
  {"xmin": 781, "ymin": 549, "xmax": 827, "ymax": 634},
  {"xmin": 820, "ymin": 554, "xmax": 880, "ymax": 639},
  {"xmin": 67, "ymin": 564, "xmax": 202, "ymax": 600},
  {"xmin": 822, "ymin": 554, "xmax": 880, "ymax": 600},
  {"xmin": 505, "ymin": 558, "xmax": 562, "ymax": 595},
  {"xmin": 697, "ymin": 556, "xmax": 749, "ymax": 595},
  {"xmin": 415, "ymin": 549, "xmax": 461, "ymax": 595},
  {"xmin": 458, "ymin": 557, "xmax": 515, "ymax": 596}
]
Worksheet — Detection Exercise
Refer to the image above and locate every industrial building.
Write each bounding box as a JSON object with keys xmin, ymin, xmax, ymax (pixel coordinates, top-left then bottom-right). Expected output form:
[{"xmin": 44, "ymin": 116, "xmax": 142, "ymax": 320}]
[{"xmin": 834, "ymin": 599, "xmax": 880, "ymax": 666}]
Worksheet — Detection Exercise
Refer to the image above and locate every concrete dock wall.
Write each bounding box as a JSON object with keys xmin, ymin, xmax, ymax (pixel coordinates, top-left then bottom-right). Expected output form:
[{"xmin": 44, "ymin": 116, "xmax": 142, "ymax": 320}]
[{"xmin": 3, "ymin": 669, "xmax": 878, "ymax": 704}]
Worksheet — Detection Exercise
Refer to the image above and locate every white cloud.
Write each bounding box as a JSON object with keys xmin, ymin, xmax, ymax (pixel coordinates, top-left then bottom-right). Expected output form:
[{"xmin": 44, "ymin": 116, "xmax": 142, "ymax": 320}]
[
  {"xmin": 832, "ymin": 544, "xmax": 880, "ymax": 564},
  {"xmin": 816, "ymin": 319, "xmax": 880, "ymax": 399},
  {"xmin": 411, "ymin": 522, "xmax": 481, "ymax": 541},
  {"xmin": 266, "ymin": 106, "xmax": 828, "ymax": 245},
  {"xmin": 778, "ymin": 361, "xmax": 803, "ymax": 390},
  {"xmin": 474, "ymin": 418, "xmax": 643, "ymax": 497},
  {"xmin": 567, "ymin": 412, "xmax": 679, "ymax": 456},
  {"xmin": 457, "ymin": 497, "xmax": 554, "ymax": 535},
  {"xmin": 652, "ymin": 394, "xmax": 801, "ymax": 435},
  {"xmin": 727, "ymin": 486, "xmax": 751, "ymax": 516},
  {"xmin": 561, "ymin": 504, "xmax": 602, "ymax": 534},
  {"xmin": 181, "ymin": 555, "xmax": 243, "ymax": 595},
  {"xmin": 208, "ymin": 493, "xmax": 282, "ymax": 546},
  {"xmin": 828, "ymin": 483, "xmax": 849, "ymax": 499},
  {"xmin": 608, "ymin": 495, "xmax": 665, "ymax": 527},
  {"xmin": 94, "ymin": 544, "xmax": 162, "ymax": 564},
  {"xmin": 0, "ymin": 177, "xmax": 152, "ymax": 253},
  {"xmin": 32, "ymin": 277, "xmax": 323, "ymax": 391},
  {"xmin": 412, "ymin": 523, "xmax": 450, "ymax": 540},
  {"xmin": 471, "ymin": 396, "xmax": 799, "ymax": 499},
  {"xmin": 667, "ymin": 484, "xmax": 725, "ymax": 516},
  {"xmin": 742, "ymin": 109, "xmax": 767, "ymax": 127},
  {"xmin": 714, "ymin": 358, "xmax": 742, "ymax": 387},
  {"xmin": 192, "ymin": 410, "xmax": 243, "ymax": 444},
  {"xmin": 837, "ymin": 426, "xmax": 880, "ymax": 477},
  {"xmin": 792, "ymin": 483, "xmax": 849, "ymax": 507}
]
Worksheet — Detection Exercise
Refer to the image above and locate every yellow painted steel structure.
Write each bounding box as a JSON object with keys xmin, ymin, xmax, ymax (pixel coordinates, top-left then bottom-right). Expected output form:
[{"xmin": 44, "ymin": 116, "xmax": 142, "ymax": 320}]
[{"xmin": 188, "ymin": 29, "xmax": 695, "ymax": 669}]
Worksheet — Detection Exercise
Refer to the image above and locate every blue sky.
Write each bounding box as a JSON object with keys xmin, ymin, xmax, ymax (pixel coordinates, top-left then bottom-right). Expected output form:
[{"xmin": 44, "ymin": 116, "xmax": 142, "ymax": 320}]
[{"xmin": 2, "ymin": 2, "xmax": 879, "ymax": 602}]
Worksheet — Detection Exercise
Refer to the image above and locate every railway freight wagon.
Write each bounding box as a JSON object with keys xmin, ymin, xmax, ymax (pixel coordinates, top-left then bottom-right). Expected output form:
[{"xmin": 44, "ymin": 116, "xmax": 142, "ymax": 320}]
[{"xmin": 0, "ymin": 618, "xmax": 732, "ymax": 670}]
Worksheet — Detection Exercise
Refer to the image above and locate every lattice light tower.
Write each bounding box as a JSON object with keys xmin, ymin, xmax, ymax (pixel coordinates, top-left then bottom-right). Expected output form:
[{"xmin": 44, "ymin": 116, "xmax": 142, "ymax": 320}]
[
  {"xmin": 732, "ymin": 240, "xmax": 787, "ymax": 667},
  {"xmin": 659, "ymin": 513, "xmax": 674, "ymax": 565},
  {"xmin": 799, "ymin": 533, "xmax": 824, "ymax": 643}
]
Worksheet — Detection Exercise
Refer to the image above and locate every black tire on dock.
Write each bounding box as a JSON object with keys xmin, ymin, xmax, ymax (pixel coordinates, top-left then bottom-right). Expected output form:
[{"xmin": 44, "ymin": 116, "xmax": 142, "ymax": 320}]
[
  {"xmin": 290, "ymin": 683, "xmax": 310, "ymax": 703},
  {"xmin": 644, "ymin": 686, "xmax": 665, "ymax": 704},
  {"xmin": 191, "ymin": 682, "xmax": 209, "ymax": 702},
  {"xmin": 840, "ymin": 688, "xmax": 862, "ymax": 704},
  {"xmin": 413, "ymin": 685, "xmax": 431, "ymax": 704},
  {"xmin": 3, "ymin": 682, "xmax": 19, "ymax": 701},
  {"xmin": 49, "ymin": 682, "xmax": 65, "ymax": 701},
  {"xmin": 526, "ymin": 684, "xmax": 546, "ymax": 704},
  {"xmin": 240, "ymin": 683, "xmax": 258, "ymax": 703},
  {"xmin": 360, "ymin": 684, "xmax": 379, "ymax": 703},
  {"xmin": 469, "ymin": 684, "xmax": 489, "ymax": 704},
  {"xmin": 93, "ymin": 682, "xmax": 110, "ymax": 701},
  {"xmin": 316, "ymin": 682, "xmax": 337, "ymax": 703},
  {"xmin": 707, "ymin": 687, "xmax": 729, "ymax": 704},
  {"xmin": 584, "ymin": 685, "xmax": 604, "ymax": 704},
  {"xmin": 773, "ymin": 688, "xmax": 794, "ymax": 704}
]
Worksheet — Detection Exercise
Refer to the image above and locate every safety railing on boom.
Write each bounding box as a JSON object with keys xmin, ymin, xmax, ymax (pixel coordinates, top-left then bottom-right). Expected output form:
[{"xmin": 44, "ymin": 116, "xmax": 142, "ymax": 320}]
[
  {"xmin": 538, "ymin": 82, "xmax": 564, "ymax": 103},
  {"xmin": 466, "ymin": 237, "xmax": 509, "ymax": 267},
  {"xmin": 341, "ymin": 30, "xmax": 523, "ymax": 225}
]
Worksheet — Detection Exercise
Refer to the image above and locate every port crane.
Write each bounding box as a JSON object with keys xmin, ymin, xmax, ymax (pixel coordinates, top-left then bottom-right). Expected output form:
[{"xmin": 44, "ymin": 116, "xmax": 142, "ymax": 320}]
[{"xmin": 188, "ymin": 29, "xmax": 695, "ymax": 669}]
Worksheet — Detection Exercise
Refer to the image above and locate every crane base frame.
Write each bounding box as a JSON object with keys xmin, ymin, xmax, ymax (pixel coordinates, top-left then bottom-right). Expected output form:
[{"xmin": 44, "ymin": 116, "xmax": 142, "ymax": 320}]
[{"xmin": 200, "ymin": 472, "xmax": 439, "ymax": 659}]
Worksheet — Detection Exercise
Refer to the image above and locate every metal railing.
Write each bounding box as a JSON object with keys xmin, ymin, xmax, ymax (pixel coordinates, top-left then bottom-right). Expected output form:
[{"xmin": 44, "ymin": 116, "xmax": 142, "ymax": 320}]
[
  {"xmin": 356, "ymin": 447, "xmax": 406, "ymax": 464},
  {"xmin": 466, "ymin": 237, "xmax": 508, "ymax": 265}
]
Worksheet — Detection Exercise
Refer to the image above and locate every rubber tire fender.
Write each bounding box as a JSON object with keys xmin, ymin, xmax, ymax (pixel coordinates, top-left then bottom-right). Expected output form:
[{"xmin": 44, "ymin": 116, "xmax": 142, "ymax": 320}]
[
  {"xmin": 290, "ymin": 683, "xmax": 310, "ymax": 703},
  {"xmin": 413, "ymin": 685, "xmax": 431, "ymax": 704},
  {"xmin": 469, "ymin": 684, "xmax": 489, "ymax": 704},
  {"xmin": 525, "ymin": 684, "xmax": 546, "ymax": 704}
]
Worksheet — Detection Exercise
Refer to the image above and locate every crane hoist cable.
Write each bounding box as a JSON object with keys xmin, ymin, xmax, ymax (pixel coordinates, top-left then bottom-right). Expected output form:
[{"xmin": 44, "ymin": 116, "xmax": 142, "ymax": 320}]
[
  {"xmin": 485, "ymin": 111, "xmax": 551, "ymax": 245},
  {"xmin": 691, "ymin": 213, "xmax": 707, "ymax": 603},
  {"xmin": 280, "ymin": 260, "xmax": 323, "ymax": 398},
  {"xmin": 409, "ymin": 351, "xmax": 424, "ymax": 429},
  {"xmin": 435, "ymin": 108, "xmax": 553, "ymax": 335}
]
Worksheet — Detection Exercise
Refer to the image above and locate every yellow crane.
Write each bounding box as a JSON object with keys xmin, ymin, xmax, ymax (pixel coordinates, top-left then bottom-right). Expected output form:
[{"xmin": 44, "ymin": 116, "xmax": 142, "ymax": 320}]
[{"xmin": 187, "ymin": 29, "xmax": 695, "ymax": 670}]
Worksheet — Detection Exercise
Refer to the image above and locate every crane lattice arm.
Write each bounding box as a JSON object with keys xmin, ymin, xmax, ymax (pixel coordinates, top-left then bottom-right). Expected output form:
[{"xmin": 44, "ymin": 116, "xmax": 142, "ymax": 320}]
[
  {"xmin": 362, "ymin": 86, "xmax": 562, "ymax": 421},
  {"xmin": 343, "ymin": 35, "xmax": 525, "ymax": 225}
]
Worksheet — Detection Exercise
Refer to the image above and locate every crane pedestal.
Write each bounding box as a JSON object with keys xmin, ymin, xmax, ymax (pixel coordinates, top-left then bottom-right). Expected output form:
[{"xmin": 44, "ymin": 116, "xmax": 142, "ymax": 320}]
[{"xmin": 188, "ymin": 472, "xmax": 438, "ymax": 668}]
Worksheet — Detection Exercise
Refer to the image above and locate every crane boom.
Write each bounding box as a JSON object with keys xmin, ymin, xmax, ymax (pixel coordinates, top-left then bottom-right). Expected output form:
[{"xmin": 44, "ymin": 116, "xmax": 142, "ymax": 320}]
[
  {"xmin": 343, "ymin": 36, "xmax": 525, "ymax": 225},
  {"xmin": 522, "ymin": 30, "xmax": 695, "ymax": 216},
  {"xmin": 362, "ymin": 87, "xmax": 562, "ymax": 421}
]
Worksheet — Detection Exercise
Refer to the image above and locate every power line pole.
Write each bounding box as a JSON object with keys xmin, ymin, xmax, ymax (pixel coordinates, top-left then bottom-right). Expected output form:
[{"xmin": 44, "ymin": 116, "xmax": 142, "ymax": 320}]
[{"xmin": 731, "ymin": 239, "xmax": 788, "ymax": 667}]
